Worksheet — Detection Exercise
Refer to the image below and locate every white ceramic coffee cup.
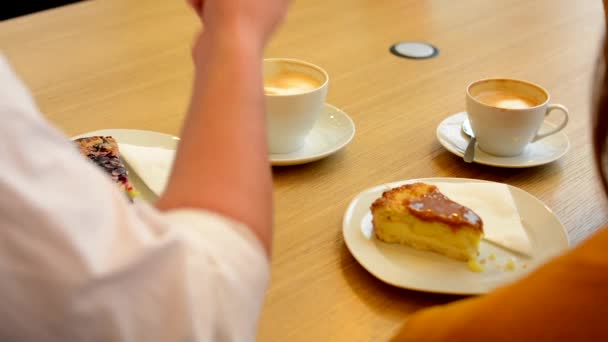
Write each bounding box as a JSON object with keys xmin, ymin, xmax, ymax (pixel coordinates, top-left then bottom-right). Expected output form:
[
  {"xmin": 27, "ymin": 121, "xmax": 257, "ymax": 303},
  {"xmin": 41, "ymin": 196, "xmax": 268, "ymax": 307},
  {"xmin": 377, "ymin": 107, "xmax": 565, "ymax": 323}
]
[
  {"xmin": 264, "ymin": 58, "xmax": 329, "ymax": 154},
  {"xmin": 466, "ymin": 78, "xmax": 569, "ymax": 157}
]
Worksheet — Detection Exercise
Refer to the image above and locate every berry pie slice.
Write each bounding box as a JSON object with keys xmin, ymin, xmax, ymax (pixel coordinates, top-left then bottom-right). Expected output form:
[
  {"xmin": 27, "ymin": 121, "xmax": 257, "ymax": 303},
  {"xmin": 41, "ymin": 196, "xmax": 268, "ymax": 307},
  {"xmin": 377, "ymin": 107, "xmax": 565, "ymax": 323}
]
[{"xmin": 74, "ymin": 136, "xmax": 137, "ymax": 200}]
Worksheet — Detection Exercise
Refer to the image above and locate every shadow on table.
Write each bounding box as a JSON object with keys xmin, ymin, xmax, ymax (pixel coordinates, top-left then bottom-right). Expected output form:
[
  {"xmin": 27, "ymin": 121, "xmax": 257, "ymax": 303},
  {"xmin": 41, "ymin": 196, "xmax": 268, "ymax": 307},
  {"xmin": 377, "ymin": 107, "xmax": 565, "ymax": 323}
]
[
  {"xmin": 271, "ymin": 149, "xmax": 348, "ymax": 182},
  {"xmin": 338, "ymin": 237, "xmax": 465, "ymax": 321},
  {"xmin": 431, "ymin": 146, "xmax": 566, "ymax": 186}
]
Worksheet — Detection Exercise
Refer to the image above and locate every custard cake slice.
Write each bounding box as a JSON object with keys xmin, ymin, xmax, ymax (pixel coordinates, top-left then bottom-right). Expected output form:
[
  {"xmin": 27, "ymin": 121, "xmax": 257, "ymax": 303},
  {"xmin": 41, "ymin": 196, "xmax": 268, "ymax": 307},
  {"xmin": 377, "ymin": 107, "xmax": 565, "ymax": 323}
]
[{"xmin": 371, "ymin": 182, "xmax": 483, "ymax": 261}]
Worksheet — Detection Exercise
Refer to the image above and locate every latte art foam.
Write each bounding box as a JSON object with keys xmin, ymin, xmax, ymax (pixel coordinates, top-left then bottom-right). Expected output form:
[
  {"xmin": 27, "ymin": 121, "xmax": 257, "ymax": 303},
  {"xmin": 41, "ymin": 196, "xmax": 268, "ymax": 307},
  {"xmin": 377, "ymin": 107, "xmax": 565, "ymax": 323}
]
[
  {"xmin": 474, "ymin": 90, "xmax": 539, "ymax": 109},
  {"xmin": 264, "ymin": 70, "xmax": 322, "ymax": 95}
]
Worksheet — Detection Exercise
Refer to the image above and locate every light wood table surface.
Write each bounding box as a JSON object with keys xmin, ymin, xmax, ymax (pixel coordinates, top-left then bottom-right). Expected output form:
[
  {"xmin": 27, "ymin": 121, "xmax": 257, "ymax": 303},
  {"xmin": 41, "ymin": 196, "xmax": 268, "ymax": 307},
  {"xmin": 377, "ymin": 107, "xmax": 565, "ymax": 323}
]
[{"xmin": 2, "ymin": 0, "xmax": 607, "ymax": 340}]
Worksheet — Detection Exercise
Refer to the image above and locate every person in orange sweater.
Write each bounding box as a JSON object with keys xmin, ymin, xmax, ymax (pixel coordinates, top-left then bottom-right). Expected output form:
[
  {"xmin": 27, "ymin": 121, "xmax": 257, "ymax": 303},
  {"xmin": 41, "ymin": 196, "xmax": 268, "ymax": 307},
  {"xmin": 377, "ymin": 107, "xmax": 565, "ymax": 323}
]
[{"xmin": 392, "ymin": 6, "xmax": 608, "ymax": 342}]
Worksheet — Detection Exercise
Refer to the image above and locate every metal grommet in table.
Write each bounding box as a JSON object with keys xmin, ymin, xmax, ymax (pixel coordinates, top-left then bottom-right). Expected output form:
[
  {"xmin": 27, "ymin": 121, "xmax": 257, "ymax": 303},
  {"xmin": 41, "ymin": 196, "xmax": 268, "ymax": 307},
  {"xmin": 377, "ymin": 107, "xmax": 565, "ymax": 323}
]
[{"xmin": 390, "ymin": 42, "xmax": 439, "ymax": 59}]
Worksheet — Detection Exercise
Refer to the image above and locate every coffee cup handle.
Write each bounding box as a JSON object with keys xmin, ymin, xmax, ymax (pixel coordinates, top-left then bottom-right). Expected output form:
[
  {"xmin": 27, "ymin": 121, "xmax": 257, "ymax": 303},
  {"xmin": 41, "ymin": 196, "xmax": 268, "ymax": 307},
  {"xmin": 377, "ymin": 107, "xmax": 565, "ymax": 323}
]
[{"xmin": 532, "ymin": 104, "xmax": 569, "ymax": 142}]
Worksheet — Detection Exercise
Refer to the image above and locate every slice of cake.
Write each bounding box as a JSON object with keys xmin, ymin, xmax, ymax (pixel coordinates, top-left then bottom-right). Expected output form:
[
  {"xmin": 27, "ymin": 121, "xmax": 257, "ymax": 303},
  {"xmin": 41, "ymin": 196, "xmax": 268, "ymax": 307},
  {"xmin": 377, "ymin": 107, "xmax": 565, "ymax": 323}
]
[
  {"xmin": 74, "ymin": 136, "xmax": 137, "ymax": 201},
  {"xmin": 371, "ymin": 182, "xmax": 483, "ymax": 261}
]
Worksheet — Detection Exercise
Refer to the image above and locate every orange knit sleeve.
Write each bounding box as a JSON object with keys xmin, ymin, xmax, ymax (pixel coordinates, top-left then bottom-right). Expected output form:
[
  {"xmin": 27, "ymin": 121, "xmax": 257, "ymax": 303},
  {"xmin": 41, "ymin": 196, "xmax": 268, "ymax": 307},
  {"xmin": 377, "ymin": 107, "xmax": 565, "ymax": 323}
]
[{"xmin": 391, "ymin": 228, "xmax": 608, "ymax": 341}]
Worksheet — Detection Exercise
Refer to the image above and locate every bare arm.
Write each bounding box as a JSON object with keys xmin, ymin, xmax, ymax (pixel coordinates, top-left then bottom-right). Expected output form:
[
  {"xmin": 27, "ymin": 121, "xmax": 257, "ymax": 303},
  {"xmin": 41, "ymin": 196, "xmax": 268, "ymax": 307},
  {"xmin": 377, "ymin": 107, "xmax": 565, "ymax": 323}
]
[{"xmin": 156, "ymin": 1, "xmax": 288, "ymax": 255}]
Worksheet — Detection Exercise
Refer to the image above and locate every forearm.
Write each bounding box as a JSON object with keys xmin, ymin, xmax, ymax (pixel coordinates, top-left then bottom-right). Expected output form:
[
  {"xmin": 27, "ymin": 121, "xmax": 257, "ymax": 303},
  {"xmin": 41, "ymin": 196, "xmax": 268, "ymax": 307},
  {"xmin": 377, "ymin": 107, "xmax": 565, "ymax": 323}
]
[{"xmin": 157, "ymin": 29, "xmax": 273, "ymax": 254}]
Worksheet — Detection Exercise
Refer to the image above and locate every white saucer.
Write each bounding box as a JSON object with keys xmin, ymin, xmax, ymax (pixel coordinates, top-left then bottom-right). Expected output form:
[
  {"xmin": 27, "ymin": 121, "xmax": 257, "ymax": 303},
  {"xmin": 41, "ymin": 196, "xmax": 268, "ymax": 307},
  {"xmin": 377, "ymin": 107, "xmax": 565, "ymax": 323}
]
[
  {"xmin": 436, "ymin": 112, "xmax": 570, "ymax": 168},
  {"xmin": 270, "ymin": 103, "xmax": 355, "ymax": 166},
  {"xmin": 342, "ymin": 177, "xmax": 569, "ymax": 295}
]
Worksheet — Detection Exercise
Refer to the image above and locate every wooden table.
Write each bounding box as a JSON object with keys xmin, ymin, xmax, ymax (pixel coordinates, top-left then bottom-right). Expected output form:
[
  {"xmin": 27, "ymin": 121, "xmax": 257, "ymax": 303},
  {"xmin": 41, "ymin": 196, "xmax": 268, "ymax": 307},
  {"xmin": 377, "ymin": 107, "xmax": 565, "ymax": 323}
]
[{"xmin": 2, "ymin": 0, "xmax": 607, "ymax": 340}]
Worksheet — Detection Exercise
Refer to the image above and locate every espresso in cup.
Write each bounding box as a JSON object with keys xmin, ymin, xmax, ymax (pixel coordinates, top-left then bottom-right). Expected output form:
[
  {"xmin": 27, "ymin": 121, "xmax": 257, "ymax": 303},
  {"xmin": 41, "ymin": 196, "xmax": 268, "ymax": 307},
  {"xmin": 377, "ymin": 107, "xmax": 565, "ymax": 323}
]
[
  {"xmin": 264, "ymin": 58, "xmax": 328, "ymax": 154},
  {"xmin": 466, "ymin": 78, "xmax": 569, "ymax": 157}
]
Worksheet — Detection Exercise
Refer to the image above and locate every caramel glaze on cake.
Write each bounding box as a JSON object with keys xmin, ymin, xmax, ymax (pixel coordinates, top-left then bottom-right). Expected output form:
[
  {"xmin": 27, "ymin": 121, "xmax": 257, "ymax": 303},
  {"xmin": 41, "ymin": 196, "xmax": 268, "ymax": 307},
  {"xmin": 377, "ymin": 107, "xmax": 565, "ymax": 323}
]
[
  {"xmin": 406, "ymin": 186, "xmax": 483, "ymax": 232},
  {"xmin": 371, "ymin": 183, "xmax": 482, "ymax": 233}
]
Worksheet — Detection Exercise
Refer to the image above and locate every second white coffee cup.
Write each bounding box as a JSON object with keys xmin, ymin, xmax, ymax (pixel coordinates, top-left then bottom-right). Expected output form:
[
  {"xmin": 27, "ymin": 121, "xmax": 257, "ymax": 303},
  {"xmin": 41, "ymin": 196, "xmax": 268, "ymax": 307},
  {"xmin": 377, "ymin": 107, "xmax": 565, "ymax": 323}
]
[
  {"xmin": 466, "ymin": 78, "xmax": 569, "ymax": 157},
  {"xmin": 264, "ymin": 58, "xmax": 329, "ymax": 154}
]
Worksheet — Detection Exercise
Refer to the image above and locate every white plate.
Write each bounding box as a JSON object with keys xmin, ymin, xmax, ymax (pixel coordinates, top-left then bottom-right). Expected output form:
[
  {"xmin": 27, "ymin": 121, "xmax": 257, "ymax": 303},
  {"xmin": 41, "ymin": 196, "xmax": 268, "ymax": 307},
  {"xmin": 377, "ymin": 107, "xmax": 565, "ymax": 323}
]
[
  {"xmin": 270, "ymin": 103, "xmax": 355, "ymax": 166},
  {"xmin": 342, "ymin": 177, "xmax": 569, "ymax": 295},
  {"xmin": 73, "ymin": 129, "xmax": 179, "ymax": 202},
  {"xmin": 436, "ymin": 112, "xmax": 570, "ymax": 168}
]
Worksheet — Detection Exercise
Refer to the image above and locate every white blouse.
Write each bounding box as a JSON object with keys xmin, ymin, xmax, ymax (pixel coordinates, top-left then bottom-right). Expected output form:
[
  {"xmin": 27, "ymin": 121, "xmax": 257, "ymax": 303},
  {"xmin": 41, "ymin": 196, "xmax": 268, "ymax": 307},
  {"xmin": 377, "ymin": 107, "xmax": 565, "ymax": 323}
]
[{"xmin": 0, "ymin": 55, "xmax": 269, "ymax": 341}]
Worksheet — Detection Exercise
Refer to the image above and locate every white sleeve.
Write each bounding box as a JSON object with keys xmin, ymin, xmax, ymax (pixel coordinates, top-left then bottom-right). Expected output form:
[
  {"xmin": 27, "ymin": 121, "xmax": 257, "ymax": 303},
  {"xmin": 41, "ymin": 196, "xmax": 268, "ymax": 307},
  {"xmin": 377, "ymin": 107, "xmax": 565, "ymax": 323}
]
[{"xmin": 0, "ymin": 54, "xmax": 269, "ymax": 342}]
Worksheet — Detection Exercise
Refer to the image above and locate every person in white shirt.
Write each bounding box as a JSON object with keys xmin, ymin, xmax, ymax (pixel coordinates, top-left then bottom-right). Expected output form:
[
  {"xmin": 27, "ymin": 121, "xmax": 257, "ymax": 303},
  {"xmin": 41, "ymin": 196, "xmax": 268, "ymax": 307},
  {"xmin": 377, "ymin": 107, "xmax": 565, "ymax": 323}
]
[{"xmin": 0, "ymin": 0, "xmax": 288, "ymax": 340}]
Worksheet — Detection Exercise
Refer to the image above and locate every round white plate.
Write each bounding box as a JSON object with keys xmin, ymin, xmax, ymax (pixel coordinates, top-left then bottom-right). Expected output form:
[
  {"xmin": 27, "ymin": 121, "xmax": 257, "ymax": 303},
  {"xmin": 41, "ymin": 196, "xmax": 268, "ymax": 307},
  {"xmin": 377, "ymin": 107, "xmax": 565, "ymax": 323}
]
[
  {"xmin": 270, "ymin": 103, "xmax": 355, "ymax": 166},
  {"xmin": 436, "ymin": 112, "xmax": 570, "ymax": 168},
  {"xmin": 342, "ymin": 177, "xmax": 569, "ymax": 295},
  {"xmin": 73, "ymin": 129, "xmax": 179, "ymax": 201},
  {"xmin": 73, "ymin": 129, "xmax": 179, "ymax": 148}
]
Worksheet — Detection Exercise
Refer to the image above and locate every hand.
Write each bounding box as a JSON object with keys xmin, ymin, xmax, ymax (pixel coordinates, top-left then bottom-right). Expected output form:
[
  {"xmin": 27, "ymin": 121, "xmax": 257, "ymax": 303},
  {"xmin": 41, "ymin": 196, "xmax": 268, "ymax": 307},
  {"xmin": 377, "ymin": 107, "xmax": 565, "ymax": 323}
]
[{"xmin": 187, "ymin": 0, "xmax": 289, "ymax": 46}]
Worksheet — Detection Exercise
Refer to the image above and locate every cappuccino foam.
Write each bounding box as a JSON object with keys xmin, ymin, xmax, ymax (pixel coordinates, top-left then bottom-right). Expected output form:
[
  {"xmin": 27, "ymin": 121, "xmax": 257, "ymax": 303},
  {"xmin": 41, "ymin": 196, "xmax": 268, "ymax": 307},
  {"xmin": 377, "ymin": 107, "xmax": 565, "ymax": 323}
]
[
  {"xmin": 264, "ymin": 70, "xmax": 322, "ymax": 95},
  {"xmin": 475, "ymin": 90, "xmax": 539, "ymax": 109}
]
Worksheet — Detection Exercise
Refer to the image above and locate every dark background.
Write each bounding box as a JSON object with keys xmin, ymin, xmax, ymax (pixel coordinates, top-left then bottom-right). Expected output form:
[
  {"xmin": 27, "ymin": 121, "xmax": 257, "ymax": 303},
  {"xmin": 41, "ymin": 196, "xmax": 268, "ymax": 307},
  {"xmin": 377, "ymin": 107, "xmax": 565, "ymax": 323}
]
[{"xmin": 2, "ymin": 1, "xmax": 84, "ymax": 21}]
